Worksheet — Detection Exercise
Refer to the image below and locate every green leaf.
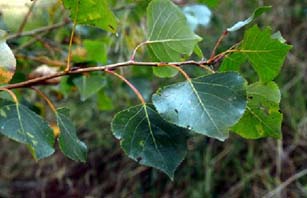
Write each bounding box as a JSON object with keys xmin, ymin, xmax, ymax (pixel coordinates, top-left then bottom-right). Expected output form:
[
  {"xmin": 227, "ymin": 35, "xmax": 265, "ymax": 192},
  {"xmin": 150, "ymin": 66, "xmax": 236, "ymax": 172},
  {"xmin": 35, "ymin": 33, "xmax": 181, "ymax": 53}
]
[
  {"xmin": 56, "ymin": 108, "xmax": 87, "ymax": 162},
  {"xmin": 219, "ymin": 53, "xmax": 247, "ymax": 72},
  {"xmin": 152, "ymin": 72, "xmax": 247, "ymax": 141},
  {"xmin": 232, "ymin": 82, "xmax": 282, "ymax": 139},
  {"xmin": 73, "ymin": 74, "xmax": 106, "ymax": 101},
  {"xmin": 227, "ymin": 6, "xmax": 272, "ymax": 32},
  {"xmin": 97, "ymin": 91, "xmax": 114, "ymax": 111},
  {"xmin": 111, "ymin": 104, "xmax": 188, "ymax": 180},
  {"xmin": 84, "ymin": 40, "xmax": 107, "ymax": 63},
  {"xmin": 146, "ymin": 0, "xmax": 202, "ymax": 62},
  {"xmin": 62, "ymin": 0, "xmax": 117, "ymax": 32},
  {"xmin": 153, "ymin": 67, "xmax": 178, "ymax": 78},
  {"xmin": 236, "ymin": 25, "xmax": 292, "ymax": 82},
  {"xmin": 0, "ymin": 103, "xmax": 55, "ymax": 160}
]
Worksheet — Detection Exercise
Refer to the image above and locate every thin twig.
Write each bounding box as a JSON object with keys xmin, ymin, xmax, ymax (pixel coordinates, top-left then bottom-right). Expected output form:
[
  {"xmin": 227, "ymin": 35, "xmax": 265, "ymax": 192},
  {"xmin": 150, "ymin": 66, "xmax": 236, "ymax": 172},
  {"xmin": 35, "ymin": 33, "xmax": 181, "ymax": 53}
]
[
  {"xmin": 263, "ymin": 169, "xmax": 307, "ymax": 198},
  {"xmin": 16, "ymin": 0, "xmax": 38, "ymax": 36},
  {"xmin": 130, "ymin": 41, "xmax": 148, "ymax": 61},
  {"xmin": 1, "ymin": 60, "xmax": 211, "ymax": 90},
  {"xmin": 166, "ymin": 64, "xmax": 191, "ymax": 80},
  {"xmin": 65, "ymin": 1, "xmax": 79, "ymax": 72},
  {"xmin": 209, "ymin": 30, "xmax": 229, "ymax": 60},
  {"xmin": 0, "ymin": 88, "xmax": 18, "ymax": 104},
  {"xmin": 7, "ymin": 21, "xmax": 70, "ymax": 40},
  {"xmin": 106, "ymin": 69, "xmax": 146, "ymax": 105},
  {"xmin": 31, "ymin": 87, "xmax": 57, "ymax": 113}
]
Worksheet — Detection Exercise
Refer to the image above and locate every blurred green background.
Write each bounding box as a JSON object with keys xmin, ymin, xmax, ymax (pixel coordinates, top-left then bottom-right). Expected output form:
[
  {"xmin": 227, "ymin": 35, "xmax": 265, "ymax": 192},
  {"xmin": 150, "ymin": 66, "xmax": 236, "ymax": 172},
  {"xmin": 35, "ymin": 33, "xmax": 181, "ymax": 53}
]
[{"xmin": 0, "ymin": 0, "xmax": 306, "ymax": 197}]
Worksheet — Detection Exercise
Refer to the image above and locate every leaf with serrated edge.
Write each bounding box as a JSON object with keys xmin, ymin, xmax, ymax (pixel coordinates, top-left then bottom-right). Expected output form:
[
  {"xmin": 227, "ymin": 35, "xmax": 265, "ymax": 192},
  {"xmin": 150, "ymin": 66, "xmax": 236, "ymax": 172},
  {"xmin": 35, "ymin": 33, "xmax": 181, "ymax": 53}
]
[
  {"xmin": 238, "ymin": 25, "xmax": 292, "ymax": 82},
  {"xmin": 152, "ymin": 72, "xmax": 247, "ymax": 141},
  {"xmin": 227, "ymin": 6, "xmax": 272, "ymax": 32},
  {"xmin": 112, "ymin": 104, "xmax": 188, "ymax": 180},
  {"xmin": 57, "ymin": 108, "xmax": 87, "ymax": 162},
  {"xmin": 232, "ymin": 81, "xmax": 282, "ymax": 139},
  {"xmin": 62, "ymin": 0, "xmax": 117, "ymax": 32},
  {"xmin": 146, "ymin": 0, "xmax": 202, "ymax": 62},
  {"xmin": 0, "ymin": 103, "xmax": 55, "ymax": 160},
  {"xmin": 219, "ymin": 53, "xmax": 247, "ymax": 72}
]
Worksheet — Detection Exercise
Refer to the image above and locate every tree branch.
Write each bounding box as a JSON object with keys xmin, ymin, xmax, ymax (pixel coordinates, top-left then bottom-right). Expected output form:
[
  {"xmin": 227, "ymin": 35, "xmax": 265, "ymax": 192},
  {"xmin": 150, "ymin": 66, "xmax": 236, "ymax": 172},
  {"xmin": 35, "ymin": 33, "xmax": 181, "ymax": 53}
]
[
  {"xmin": 7, "ymin": 21, "xmax": 70, "ymax": 40},
  {"xmin": 1, "ymin": 60, "xmax": 211, "ymax": 90}
]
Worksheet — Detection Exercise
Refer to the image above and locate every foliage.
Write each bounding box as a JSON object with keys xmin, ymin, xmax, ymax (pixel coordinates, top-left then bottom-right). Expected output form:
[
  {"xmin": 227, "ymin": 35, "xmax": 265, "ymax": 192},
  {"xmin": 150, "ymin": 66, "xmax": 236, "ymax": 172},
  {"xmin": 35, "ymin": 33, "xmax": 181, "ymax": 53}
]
[{"xmin": 0, "ymin": 0, "xmax": 292, "ymax": 179}]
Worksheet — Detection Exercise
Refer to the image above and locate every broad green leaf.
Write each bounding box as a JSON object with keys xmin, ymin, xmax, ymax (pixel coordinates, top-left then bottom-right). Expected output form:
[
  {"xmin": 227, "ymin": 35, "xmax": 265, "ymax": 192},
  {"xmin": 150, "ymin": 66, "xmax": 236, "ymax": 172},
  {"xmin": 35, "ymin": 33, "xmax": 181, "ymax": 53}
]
[
  {"xmin": 0, "ymin": 103, "xmax": 55, "ymax": 160},
  {"xmin": 73, "ymin": 74, "xmax": 106, "ymax": 101},
  {"xmin": 111, "ymin": 104, "xmax": 188, "ymax": 180},
  {"xmin": 227, "ymin": 6, "xmax": 272, "ymax": 32},
  {"xmin": 84, "ymin": 40, "xmax": 107, "ymax": 63},
  {"xmin": 146, "ymin": 0, "xmax": 202, "ymax": 63},
  {"xmin": 232, "ymin": 82, "xmax": 282, "ymax": 139},
  {"xmin": 152, "ymin": 72, "xmax": 247, "ymax": 141},
  {"xmin": 219, "ymin": 53, "xmax": 247, "ymax": 72},
  {"xmin": 62, "ymin": 0, "xmax": 117, "ymax": 32},
  {"xmin": 237, "ymin": 25, "xmax": 292, "ymax": 82},
  {"xmin": 57, "ymin": 108, "xmax": 87, "ymax": 162}
]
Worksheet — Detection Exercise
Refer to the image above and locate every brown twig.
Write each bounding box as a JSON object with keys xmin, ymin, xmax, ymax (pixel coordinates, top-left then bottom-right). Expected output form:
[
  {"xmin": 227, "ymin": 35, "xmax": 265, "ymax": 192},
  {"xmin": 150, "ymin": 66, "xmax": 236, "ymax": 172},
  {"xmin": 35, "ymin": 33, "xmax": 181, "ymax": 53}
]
[
  {"xmin": 0, "ymin": 88, "xmax": 18, "ymax": 104},
  {"xmin": 31, "ymin": 87, "xmax": 57, "ymax": 113},
  {"xmin": 209, "ymin": 30, "xmax": 229, "ymax": 61},
  {"xmin": 16, "ymin": 0, "xmax": 38, "ymax": 36},
  {"xmin": 1, "ymin": 60, "xmax": 212, "ymax": 90},
  {"xmin": 106, "ymin": 69, "xmax": 146, "ymax": 105}
]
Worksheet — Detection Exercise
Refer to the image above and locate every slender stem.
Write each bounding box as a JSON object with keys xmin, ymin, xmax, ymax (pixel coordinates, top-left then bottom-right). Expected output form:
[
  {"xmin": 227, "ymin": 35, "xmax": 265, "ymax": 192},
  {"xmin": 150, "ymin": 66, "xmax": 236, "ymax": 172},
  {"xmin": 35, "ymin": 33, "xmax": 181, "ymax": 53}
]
[
  {"xmin": 7, "ymin": 21, "xmax": 69, "ymax": 40},
  {"xmin": 0, "ymin": 88, "xmax": 18, "ymax": 104},
  {"xmin": 1, "ymin": 60, "xmax": 212, "ymax": 90},
  {"xmin": 31, "ymin": 87, "xmax": 57, "ymax": 113},
  {"xmin": 16, "ymin": 0, "xmax": 38, "ymax": 35},
  {"xmin": 166, "ymin": 64, "xmax": 191, "ymax": 81},
  {"xmin": 130, "ymin": 41, "xmax": 148, "ymax": 61},
  {"xmin": 209, "ymin": 30, "xmax": 229, "ymax": 60},
  {"xmin": 263, "ymin": 169, "xmax": 307, "ymax": 198},
  {"xmin": 106, "ymin": 69, "xmax": 146, "ymax": 105},
  {"xmin": 65, "ymin": 2, "xmax": 79, "ymax": 72}
]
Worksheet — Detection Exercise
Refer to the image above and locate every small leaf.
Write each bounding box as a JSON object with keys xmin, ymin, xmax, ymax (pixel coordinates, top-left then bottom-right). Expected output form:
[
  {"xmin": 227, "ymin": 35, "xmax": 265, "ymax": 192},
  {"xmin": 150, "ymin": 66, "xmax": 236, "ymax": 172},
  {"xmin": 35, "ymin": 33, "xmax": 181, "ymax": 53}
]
[
  {"xmin": 232, "ymin": 82, "xmax": 282, "ymax": 139},
  {"xmin": 56, "ymin": 108, "xmax": 87, "ymax": 162},
  {"xmin": 227, "ymin": 6, "xmax": 272, "ymax": 32},
  {"xmin": 0, "ymin": 30, "xmax": 16, "ymax": 84},
  {"xmin": 62, "ymin": 0, "xmax": 117, "ymax": 32},
  {"xmin": 111, "ymin": 104, "xmax": 188, "ymax": 180},
  {"xmin": 153, "ymin": 67, "xmax": 178, "ymax": 78},
  {"xmin": 0, "ymin": 103, "xmax": 55, "ymax": 160},
  {"xmin": 152, "ymin": 72, "xmax": 247, "ymax": 141},
  {"xmin": 97, "ymin": 91, "xmax": 114, "ymax": 111},
  {"xmin": 73, "ymin": 74, "xmax": 106, "ymax": 101},
  {"xmin": 146, "ymin": 0, "xmax": 202, "ymax": 62},
  {"xmin": 239, "ymin": 25, "xmax": 292, "ymax": 82}
]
